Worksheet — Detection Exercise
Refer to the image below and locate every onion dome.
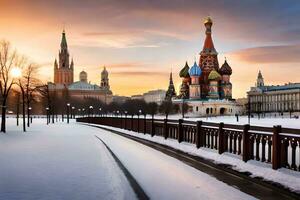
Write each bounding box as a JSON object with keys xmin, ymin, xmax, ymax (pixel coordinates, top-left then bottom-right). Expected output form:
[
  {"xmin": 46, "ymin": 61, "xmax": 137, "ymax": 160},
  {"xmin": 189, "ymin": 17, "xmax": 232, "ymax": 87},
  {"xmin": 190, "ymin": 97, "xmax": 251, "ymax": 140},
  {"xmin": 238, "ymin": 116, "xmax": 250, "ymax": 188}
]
[
  {"xmin": 204, "ymin": 16, "xmax": 213, "ymax": 26},
  {"xmin": 179, "ymin": 61, "xmax": 190, "ymax": 78},
  {"xmin": 219, "ymin": 60, "xmax": 232, "ymax": 75},
  {"xmin": 189, "ymin": 61, "xmax": 202, "ymax": 76},
  {"xmin": 79, "ymin": 70, "xmax": 88, "ymax": 82},
  {"xmin": 208, "ymin": 69, "xmax": 221, "ymax": 80}
]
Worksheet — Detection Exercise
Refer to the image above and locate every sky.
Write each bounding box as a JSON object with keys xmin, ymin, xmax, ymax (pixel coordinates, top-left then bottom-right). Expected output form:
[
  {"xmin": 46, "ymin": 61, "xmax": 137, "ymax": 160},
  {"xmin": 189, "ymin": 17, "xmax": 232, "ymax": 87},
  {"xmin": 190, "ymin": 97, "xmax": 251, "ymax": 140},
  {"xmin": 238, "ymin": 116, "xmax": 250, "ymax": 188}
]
[{"xmin": 1, "ymin": 0, "xmax": 300, "ymax": 98}]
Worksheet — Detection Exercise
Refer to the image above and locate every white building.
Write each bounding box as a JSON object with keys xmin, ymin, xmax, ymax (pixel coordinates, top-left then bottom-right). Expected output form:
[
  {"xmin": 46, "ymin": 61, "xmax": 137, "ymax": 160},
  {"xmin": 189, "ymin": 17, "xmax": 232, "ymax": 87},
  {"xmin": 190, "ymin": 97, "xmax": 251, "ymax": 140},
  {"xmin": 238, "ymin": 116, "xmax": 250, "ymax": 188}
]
[{"xmin": 247, "ymin": 71, "xmax": 300, "ymax": 114}]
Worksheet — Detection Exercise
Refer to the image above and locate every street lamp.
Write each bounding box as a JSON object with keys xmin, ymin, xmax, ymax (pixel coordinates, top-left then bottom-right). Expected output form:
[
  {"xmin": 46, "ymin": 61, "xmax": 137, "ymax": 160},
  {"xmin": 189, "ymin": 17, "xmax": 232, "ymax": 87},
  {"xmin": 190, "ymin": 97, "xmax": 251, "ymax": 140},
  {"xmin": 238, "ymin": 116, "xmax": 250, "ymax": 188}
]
[
  {"xmin": 71, "ymin": 106, "xmax": 75, "ymax": 119},
  {"xmin": 124, "ymin": 111, "xmax": 128, "ymax": 118},
  {"xmin": 28, "ymin": 107, "xmax": 32, "ymax": 125},
  {"xmin": 82, "ymin": 108, "xmax": 85, "ymax": 117},
  {"xmin": 89, "ymin": 106, "xmax": 93, "ymax": 117},
  {"xmin": 67, "ymin": 103, "xmax": 70, "ymax": 124},
  {"xmin": 46, "ymin": 107, "xmax": 49, "ymax": 125},
  {"xmin": 99, "ymin": 108, "xmax": 102, "ymax": 117}
]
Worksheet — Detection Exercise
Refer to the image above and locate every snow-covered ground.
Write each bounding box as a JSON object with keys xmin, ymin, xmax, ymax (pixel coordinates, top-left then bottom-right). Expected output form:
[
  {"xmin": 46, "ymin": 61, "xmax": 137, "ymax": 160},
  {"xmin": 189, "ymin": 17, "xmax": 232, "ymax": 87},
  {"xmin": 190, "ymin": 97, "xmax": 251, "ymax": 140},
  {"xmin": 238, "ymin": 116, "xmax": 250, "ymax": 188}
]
[
  {"xmin": 0, "ymin": 119, "xmax": 136, "ymax": 200},
  {"xmin": 0, "ymin": 119, "xmax": 257, "ymax": 200},
  {"xmin": 88, "ymin": 123, "xmax": 300, "ymax": 194}
]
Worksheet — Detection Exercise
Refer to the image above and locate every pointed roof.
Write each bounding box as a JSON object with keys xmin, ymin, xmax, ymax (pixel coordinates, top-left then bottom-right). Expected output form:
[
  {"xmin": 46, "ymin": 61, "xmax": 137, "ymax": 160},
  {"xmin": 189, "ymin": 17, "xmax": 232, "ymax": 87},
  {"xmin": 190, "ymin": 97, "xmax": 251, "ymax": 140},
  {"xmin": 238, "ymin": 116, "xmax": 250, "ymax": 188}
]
[
  {"xmin": 179, "ymin": 61, "xmax": 190, "ymax": 78},
  {"xmin": 202, "ymin": 17, "xmax": 217, "ymax": 54},
  {"xmin": 208, "ymin": 69, "xmax": 221, "ymax": 80},
  {"xmin": 61, "ymin": 30, "xmax": 68, "ymax": 49},
  {"xmin": 189, "ymin": 61, "xmax": 202, "ymax": 76},
  {"xmin": 258, "ymin": 70, "xmax": 263, "ymax": 79},
  {"xmin": 219, "ymin": 59, "xmax": 232, "ymax": 75}
]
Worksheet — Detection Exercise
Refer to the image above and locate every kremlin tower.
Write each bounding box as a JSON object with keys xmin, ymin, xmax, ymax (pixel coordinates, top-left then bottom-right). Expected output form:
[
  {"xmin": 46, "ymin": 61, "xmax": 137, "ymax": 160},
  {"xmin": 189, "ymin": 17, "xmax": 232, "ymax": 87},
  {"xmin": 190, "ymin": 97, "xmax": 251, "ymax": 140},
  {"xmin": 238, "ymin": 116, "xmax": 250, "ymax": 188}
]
[{"xmin": 54, "ymin": 30, "xmax": 74, "ymax": 85}]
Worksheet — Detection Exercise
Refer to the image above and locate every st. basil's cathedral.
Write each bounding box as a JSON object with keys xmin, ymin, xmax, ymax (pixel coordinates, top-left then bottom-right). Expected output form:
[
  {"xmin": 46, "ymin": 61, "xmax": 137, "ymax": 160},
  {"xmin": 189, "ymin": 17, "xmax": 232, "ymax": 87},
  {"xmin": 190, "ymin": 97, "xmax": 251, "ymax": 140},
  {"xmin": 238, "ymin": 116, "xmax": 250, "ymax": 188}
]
[{"xmin": 168, "ymin": 17, "xmax": 239, "ymax": 116}]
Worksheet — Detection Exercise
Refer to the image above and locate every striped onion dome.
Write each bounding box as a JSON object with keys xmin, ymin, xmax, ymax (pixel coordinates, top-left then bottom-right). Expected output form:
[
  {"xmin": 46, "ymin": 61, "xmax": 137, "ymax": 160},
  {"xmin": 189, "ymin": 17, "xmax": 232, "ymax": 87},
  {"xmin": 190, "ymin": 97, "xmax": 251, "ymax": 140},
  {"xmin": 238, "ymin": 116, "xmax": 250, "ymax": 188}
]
[{"xmin": 189, "ymin": 61, "xmax": 202, "ymax": 76}]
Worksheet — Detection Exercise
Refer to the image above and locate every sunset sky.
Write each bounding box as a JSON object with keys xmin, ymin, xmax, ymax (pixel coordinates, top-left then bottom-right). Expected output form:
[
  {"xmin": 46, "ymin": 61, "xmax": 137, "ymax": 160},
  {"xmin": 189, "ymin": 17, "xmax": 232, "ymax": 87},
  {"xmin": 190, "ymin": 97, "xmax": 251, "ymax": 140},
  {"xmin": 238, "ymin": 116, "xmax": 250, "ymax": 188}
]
[{"xmin": 1, "ymin": 0, "xmax": 300, "ymax": 98}]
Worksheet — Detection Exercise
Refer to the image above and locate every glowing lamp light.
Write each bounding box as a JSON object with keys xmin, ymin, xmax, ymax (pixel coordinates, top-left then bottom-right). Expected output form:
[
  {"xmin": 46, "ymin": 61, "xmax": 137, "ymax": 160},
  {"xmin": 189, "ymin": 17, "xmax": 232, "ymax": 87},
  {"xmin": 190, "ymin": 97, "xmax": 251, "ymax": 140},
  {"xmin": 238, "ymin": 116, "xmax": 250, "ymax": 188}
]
[{"xmin": 11, "ymin": 67, "xmax": 22, "ymax": 78}]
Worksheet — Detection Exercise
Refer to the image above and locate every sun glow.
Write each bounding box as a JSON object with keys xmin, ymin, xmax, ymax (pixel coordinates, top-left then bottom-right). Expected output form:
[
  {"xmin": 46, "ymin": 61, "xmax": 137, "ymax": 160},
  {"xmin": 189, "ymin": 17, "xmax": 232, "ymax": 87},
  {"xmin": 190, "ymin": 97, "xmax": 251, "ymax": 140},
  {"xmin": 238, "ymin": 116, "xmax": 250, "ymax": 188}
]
[{"xmin": 11, "ymin": 67, "xmax": 22, "ymax": 78}]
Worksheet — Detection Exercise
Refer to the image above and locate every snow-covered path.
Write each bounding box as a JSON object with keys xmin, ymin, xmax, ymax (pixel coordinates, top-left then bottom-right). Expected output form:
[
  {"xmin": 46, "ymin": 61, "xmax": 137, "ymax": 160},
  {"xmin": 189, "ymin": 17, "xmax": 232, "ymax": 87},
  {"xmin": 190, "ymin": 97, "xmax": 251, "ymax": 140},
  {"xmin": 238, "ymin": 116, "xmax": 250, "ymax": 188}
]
[
  {"xmin": 0, "ymin": 119, "xmax": 256, "ymax": 200},
  {"xmin": 92, "ymin": 125, "xmax": 256, "ymax": 200},
  {"xmin": 0, "ymin": 120, "xmax": 136, "ymax": 200}
]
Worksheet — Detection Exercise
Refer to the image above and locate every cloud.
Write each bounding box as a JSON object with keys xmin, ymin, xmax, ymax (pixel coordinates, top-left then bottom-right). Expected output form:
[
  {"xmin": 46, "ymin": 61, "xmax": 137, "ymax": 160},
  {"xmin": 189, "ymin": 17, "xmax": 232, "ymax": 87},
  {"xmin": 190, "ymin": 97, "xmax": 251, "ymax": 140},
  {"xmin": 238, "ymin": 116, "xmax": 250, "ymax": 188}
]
[{"xmin": 228, "ymin": 44, "xmax": 300, "ymax": 63}]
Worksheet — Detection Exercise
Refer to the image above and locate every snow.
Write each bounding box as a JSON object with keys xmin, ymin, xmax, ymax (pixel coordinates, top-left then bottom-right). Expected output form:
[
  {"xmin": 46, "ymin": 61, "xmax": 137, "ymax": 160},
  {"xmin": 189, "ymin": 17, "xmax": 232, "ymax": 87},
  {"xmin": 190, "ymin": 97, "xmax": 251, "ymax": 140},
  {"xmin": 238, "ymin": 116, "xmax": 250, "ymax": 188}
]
[
  {"xmin": 88, "ymin": 123, "xmax": 300, "ymax": 193},
  {"xmin": 0, "ymin": 118, "xmax": 257, "ymax": 200},
  {"xmin": 0, "ymin": 119, "xmax": 136, "ymax": 200},
  {"xmin": 121, "ymin": 114, "xmax": 300, "ymax": 129}
]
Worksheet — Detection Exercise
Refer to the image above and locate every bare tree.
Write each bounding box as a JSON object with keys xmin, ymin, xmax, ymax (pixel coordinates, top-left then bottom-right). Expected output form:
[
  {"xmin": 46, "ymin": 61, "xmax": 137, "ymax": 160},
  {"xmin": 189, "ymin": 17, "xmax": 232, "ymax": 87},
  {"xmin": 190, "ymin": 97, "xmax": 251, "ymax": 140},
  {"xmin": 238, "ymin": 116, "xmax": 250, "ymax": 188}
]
[
  {"xmin": 23, "ymin": 64, "xmax": 40, "ymax": 127},
  {"xmin": 0, "ymin": 40, "xmax": 19, "ymax": 132}
]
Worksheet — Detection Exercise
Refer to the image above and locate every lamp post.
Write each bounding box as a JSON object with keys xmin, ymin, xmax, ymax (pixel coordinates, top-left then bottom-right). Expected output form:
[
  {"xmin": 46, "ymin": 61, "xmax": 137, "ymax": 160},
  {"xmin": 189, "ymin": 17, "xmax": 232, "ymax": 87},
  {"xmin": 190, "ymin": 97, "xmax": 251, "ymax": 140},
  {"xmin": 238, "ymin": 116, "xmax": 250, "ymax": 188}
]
[
  {"xmin": 67, "ymin": 103, "xmax": 70, "ymax": 124},
  {"xmin": 71, "ymin": 106, "xmax": 75, "ymax": 119},
  {"xmin": 89, "ymin": 106, "xmax": 93, "ymax": 117},
  {"xmin": 99, "ymin": 108, "xmax": 102, "ymax": 117},
  {"xmin": 28, "ymin": 107, "xmax": 32, "ymax": 126},
  {"xmin": 46, "ymin": 107, "xmax": 49, "ymax": 125},
  {"xmin": 82, "ymin": 108, "xmax": 85, "ymax": 117},
  {"xmin": 124, "ymin": 111, "xmax": 128, "ymax": 118}
]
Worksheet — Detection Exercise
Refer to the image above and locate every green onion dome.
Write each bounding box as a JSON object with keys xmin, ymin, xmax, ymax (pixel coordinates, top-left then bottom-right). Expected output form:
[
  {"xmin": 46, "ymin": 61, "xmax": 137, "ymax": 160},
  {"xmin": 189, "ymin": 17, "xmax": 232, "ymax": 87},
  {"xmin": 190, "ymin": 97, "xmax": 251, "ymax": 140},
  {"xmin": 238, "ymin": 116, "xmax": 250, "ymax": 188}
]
[
  {"xmin": 219, "ymin": 60, "xmax": 232, "ymax": 75},
  {"xmin": 208, "ymin": 69, "xmax": 221, "ymax": 80},
  {"xmin": 179, "ymin": 61, "xmax": 190, "ymax": 78}
]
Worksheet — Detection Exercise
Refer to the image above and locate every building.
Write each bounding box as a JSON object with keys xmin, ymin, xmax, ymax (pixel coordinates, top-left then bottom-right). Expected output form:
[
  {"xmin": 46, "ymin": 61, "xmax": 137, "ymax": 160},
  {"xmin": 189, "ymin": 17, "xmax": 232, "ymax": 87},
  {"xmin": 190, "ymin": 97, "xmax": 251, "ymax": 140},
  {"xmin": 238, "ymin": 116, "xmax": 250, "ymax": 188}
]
[
  {"xmin": 247, "ymin": 71, "xmax": 300, "ymax": 114},
  {"xmin": 143, "ymin": 89, "xmax": 166, "ymax": 104},
  {"xmin": 49, "ymin": 30, "xmax": 113, "ymax": 104},
  {"xmin": 130, "ymin": 89, "xmax": 166, "ymax": 104},
  {"xmin": 173, "ymin": 17, "xmax": 238, "ymax": 116}
]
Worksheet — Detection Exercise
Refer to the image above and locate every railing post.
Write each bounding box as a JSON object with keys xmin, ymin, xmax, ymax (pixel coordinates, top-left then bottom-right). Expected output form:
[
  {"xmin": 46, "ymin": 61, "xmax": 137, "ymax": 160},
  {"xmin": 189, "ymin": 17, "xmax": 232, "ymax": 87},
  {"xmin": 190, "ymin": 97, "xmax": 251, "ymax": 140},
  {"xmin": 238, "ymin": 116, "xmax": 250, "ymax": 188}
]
[
  {"xmin": 178, "ymin": 119, "xmax": 183, "ymax": 143},
  {"xmin": 196, "ymin": 121, "xmax": 203, "ymax": 148},
  {"xmin": 242, "ymin": 124, "xmax": 250, "ymax": 162},
  {"xmin": 144, "ymin": 115, "xmax": 146, "ymax": 134},
  {"xmin": 218, "ymin": 123, "xmax": 224, "ymax": 154},
  {"xmin": 272, "ymin": 125, "xmax": 282, "ymax": 170},
  {"xmin": 151, "ymin": 117, "xmax": 155, "ymax": 137},
  {"xmin": 163, "ymin": 118, "xmax": 168, "ymax": 139}
]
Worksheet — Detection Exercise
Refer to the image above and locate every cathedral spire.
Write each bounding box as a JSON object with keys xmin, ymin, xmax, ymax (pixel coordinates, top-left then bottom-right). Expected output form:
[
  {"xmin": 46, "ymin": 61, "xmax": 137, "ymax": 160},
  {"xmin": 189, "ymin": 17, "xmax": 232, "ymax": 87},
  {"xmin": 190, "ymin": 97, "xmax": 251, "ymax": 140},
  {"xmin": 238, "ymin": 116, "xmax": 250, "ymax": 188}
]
[
  {"xmin": 165, "ymin": 71, "xmax": 176, "ymax": 101},
  {"xmin": 202, "ymin": 17, "xmax": 217, "ymax": 54},
  {"xmin": 61, "ymin": 29, "xmax": 68, "ymax": 49}
]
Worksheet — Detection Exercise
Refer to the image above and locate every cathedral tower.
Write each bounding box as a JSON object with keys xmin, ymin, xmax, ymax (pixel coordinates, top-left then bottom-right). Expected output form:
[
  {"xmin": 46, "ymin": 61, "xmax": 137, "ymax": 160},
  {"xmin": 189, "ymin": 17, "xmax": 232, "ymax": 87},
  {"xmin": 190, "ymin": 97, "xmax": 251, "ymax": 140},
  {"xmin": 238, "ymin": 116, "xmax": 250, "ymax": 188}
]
[
  {"xmin": 54, "ymin": 30, "xmax": 74, "ymax": 85},
  {"xmin": 199, "ymin": 17, "xmax": 219, "ymax": 98},
  {"xmin": 165, "ymin": 71, "xmax": 176, "ymax": 101},
  {"xmin": 256, "ymin": 70, "xmax": 264, "ymax": 87},
  {"xmin": 100, "ymin": 66, "xmax": 110, "ymax": 90}
]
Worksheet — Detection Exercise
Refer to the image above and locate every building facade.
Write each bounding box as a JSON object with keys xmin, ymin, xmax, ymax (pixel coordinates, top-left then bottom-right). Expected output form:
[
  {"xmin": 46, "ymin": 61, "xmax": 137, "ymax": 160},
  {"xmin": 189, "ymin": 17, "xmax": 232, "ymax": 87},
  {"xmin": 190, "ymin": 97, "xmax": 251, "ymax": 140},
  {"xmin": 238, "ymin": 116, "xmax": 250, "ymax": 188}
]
[
  {"xmin": 49, "ymin": 30, "xmax": 113, "ymax": 104},
  {"xmin": 248, "ymin": 71, "xmax": 300, "ymax": 114},
  {"xmin": 173, "ymin": 17, "xmax": 238, "ymax": 116}
]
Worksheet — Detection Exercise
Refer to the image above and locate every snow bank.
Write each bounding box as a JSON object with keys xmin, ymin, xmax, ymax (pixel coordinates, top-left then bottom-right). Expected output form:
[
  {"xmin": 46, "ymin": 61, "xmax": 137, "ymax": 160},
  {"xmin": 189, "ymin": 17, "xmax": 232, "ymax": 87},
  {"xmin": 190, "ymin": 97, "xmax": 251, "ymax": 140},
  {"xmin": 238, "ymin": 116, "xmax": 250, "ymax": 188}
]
[{"xmin": 88, "ymin": 123, "xmax": 300, "ymax": 193}]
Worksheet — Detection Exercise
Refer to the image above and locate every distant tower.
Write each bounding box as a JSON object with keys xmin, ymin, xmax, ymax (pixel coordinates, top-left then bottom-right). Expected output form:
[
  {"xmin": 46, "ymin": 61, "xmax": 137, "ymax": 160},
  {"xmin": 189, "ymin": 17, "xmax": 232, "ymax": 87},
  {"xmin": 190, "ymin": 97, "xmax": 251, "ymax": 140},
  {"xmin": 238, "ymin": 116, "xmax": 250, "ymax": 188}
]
[
  {"xmin": 54, "ymin": 30, "xmax": 74, "ymax": 85},
  {"xmin": 199, "ymin": 17, "xmax": 219, "ymax": 97},
  {"xmin": 189, "ymin": 62, "xmax": 202, "ymax": 99},
  {"xmin": 79, "ymin": 71, "xmax": 88, "ymax": 83},
  {"xmin": 100, "ymin": 66, "xmax": 110, "ymax": 90},
  {"xmin": 165, "ymin": 71, "xmax": 176, "ymax": 101},
  {"xmin": 256, "ymin": 70, "xmax": 264, "ymax": 87}
]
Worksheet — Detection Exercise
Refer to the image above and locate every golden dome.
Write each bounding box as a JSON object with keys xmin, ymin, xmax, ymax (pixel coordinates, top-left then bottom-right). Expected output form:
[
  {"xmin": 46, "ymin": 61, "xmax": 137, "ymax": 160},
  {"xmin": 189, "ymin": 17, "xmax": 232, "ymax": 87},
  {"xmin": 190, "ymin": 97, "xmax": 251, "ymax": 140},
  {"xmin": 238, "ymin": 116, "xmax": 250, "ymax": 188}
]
[{"xmin": 204, "ymin": 16, "xmax": 213, "ymax": 25}]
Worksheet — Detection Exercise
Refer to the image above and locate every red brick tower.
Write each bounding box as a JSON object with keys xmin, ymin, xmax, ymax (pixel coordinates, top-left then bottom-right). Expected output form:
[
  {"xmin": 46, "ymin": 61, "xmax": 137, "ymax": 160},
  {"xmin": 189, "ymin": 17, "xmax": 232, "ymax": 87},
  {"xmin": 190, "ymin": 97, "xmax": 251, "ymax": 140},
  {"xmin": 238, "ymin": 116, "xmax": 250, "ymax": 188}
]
[{"xmin": 199, "ymin": 17, "xmax": 219, "ymax": 98}]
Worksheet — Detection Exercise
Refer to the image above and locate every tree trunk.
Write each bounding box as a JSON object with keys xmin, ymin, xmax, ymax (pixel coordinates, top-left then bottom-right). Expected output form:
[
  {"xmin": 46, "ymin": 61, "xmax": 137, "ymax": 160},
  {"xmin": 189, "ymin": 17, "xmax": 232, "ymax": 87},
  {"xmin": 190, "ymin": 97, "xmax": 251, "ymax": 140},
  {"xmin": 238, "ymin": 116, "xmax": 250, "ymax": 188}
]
[
  {"xmin": 22, "ymin": 91, "xmax": 26, "ymax": 132},
  {"xmin": 1, "ymin": 100, "xmax": 7, "ymax": 133},
  {"xmin": 27, "ymin": 107, "xmax": 30, "ymax": 127}
]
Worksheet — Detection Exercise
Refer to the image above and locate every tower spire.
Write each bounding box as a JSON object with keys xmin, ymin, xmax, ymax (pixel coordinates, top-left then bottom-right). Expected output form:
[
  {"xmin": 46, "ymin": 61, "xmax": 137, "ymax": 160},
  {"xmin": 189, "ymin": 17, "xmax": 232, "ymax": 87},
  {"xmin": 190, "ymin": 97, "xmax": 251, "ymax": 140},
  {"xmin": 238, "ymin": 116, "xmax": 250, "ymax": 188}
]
[{"xmin": 202, "ymin": 16, "xmax": 217, "ymax": 54}]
